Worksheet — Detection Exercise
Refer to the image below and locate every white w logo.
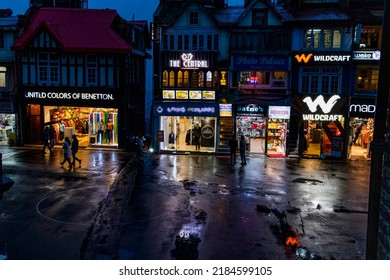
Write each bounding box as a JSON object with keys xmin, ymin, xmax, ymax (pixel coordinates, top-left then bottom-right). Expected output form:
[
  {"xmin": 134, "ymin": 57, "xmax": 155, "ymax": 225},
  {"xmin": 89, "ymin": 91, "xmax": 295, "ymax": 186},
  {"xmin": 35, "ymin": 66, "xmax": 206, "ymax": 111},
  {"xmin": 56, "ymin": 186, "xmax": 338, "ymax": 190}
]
[{"xmin": 302, "ymin": 95, "xmax": 340, "ymax": 114}]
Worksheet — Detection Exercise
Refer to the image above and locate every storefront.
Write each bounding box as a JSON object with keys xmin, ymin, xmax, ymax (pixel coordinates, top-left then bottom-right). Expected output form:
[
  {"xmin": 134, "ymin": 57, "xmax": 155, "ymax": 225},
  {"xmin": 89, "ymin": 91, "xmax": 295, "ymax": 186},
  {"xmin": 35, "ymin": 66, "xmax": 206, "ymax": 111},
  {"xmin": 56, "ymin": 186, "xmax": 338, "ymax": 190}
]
[
  {"xmin": 153, "ymin": 102, "xmax": 218, "ymax": 153},
  {"xmin": 348, "ymin": 97, "xmax": 376, "ymax": 159},
  {"xmin": 235, "ymin": 104, "xmax": 267, "ymax": 154},
  {"xmin": 267, "ymin": 106, "xmax": 290, "ymax": 157},
  {"xmin": 21, "ymin": 89, "xmax": 120, "ymax": 147},
  {"xmin": 0, "ymin": 104, "xmax": 16, "ymax": 145},
  {"xmin": 293, "ymin": 94, "xmax": 348, "ymax": 159}
]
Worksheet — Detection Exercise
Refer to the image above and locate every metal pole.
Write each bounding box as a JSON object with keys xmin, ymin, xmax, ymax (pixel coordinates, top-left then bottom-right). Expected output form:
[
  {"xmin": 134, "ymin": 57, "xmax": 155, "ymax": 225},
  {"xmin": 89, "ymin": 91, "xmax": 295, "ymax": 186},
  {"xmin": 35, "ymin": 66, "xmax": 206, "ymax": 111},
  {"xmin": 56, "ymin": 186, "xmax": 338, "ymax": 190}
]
[{"xmin": 366, "ymin": 0, "xmax": 390, "ymax": 260}]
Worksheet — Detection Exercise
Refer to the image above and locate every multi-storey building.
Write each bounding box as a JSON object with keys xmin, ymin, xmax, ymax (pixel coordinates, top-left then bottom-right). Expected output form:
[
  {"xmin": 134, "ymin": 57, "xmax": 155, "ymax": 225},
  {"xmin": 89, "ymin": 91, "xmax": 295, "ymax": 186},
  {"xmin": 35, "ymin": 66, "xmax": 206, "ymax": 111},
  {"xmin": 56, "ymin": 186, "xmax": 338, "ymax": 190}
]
[
  {"xmin": 12, "ymin": 7, "xmax": 151, "ymax": 149},
  {"xmin": 0, "ymin": 9, "xmax": 17, "ymax": 146},
  {"xmin": 152, "ymin": 0, "xmax": 230, "ymax": 154},
  {"xmin": 229, "ymin": 0, "xmax": 291, "ymax": 157}
]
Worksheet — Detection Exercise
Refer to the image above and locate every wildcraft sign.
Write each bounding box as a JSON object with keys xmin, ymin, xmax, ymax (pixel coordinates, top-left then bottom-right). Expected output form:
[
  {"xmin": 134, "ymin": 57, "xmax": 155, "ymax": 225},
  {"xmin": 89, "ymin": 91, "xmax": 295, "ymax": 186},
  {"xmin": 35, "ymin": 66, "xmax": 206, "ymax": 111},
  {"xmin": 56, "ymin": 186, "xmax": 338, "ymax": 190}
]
[{"xmin": 301, "ymin": 95, "xmax": 344, "ymax": 121}]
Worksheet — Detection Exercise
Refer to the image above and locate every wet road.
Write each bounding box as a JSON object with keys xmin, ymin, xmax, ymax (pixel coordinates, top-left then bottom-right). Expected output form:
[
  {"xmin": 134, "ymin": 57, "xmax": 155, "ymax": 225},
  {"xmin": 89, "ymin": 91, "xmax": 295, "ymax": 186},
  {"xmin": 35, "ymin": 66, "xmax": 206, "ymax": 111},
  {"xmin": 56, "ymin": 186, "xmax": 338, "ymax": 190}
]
[
  {"xmin": 117, "ymin": 153, "xmax": 370, "ymax": 260},
  {"xmin": 0, "ymin": 146, "xmax": 371, "ymax": 260},
  {"xmin": 0, "ymin": 145, "xmax": 131, "ymax": 260}
]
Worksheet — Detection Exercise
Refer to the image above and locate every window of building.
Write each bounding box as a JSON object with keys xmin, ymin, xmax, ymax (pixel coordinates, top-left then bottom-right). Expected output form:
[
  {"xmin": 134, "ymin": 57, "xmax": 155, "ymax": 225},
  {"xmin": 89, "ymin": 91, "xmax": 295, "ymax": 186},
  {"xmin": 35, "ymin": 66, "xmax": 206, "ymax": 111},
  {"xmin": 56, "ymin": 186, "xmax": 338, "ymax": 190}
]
[
  {"xmin": 170, "ymin": 35, "xmax": 175, "ymax": 50},
  {"xmin": 169, "ymin": 71, "xmax": 175, "ymax": 87},
  {"xmin": 183, "ymin": 71, "xmax": 190, "ymax": 87},
  {"xmin": 207, "ymin": 35, "xmax": 212, "ymax": 50},
  {"xmin": 359, "ymin": 27, "xmax": 380, "ymax": 49},
  {"xmin": 198, "ymin": 72, "xmax": 204, "ymax": 87},
  {"xmin": 87, "ymin": 55, "xmax": 97, "ymax": 85},
  {"xmin": 206, "ymin": 71, "xmax": 213, "ymax": 87},
  {"xmin": 184, "ymin": 35, "xmax": 189, "ymax": 50},
  {"xmin": 252, "ymin": 9, "xmax": 268, "ymax": 27},
  {"xmin": 0, "ymin": 33, "xmax": 4, "ymax": 49},
  {"xmin": 163, "ymin": 34, "xmax": 168, "ymax": 50},
  {"xmin": 0, "ymin": 66, "xmax": 6, "ymax": 88},
  {"xmin": 178, "ymin": 35, "xmax": 183, "ymax": 50},
  {"xmin": 356, "ymin": 68, "xmax": 379, "ymax": 91},
  {"xmin": 192, "ymin": 35, "xmax": 198, "ymax": 50},
  {"xmin": 304, "ymin": 28, "xmax": 341, "ymax": 49},
  {"xmin": 162, "ymin": 70, "xmax": 168, "ymax": 87},
  {"xmin": 189, "ymin": 11, "xmax": 199, "ymax": 25},
  {"xmin": 213, "ymin": 34, "xmax": 219, "ymax": 50},
  {"xmin": 199, "ymin": 35, "xmax": 204, "ymax": 50},
  {"xmin": 178, "ymin": 71, "xmax": 183, "ymax": 87},
  {"xmin": 38, "ymin": 53, "xmax": 59, "ymax": 84},
  {"xmin": 300, "ymin": 66, "xmax": 341, "ymax": 94}
]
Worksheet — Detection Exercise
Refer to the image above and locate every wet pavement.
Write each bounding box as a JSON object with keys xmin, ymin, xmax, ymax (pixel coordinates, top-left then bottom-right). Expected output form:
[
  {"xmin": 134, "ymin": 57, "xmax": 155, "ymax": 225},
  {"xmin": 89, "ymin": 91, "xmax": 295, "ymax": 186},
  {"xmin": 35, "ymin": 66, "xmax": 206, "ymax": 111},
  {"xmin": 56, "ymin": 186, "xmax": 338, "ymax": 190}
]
[{"xmin": 0, "ymin": 146, "xmax": 370, "ymax": 260}]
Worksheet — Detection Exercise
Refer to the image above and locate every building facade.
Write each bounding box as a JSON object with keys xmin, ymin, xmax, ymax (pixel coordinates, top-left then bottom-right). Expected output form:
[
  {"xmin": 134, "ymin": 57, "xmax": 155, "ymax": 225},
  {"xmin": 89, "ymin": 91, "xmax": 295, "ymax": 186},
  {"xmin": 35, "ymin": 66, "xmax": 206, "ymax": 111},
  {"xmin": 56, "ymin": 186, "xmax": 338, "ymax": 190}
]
[
  {"xmin": 0, "ymin": 10, "xmax": 17, "ymax": 146},
  {"xmin": 12, "ymin": 7, "xmax": 150, "ymax": 149}
]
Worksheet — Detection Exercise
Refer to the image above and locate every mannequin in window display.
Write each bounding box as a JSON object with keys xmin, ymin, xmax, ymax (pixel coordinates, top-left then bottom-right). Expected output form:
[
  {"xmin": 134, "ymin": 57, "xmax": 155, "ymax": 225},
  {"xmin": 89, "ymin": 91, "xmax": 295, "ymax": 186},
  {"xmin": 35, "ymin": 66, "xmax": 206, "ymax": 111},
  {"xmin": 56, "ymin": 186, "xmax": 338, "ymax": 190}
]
[
  {"xmin": 169, "ymin": 131, "xmax": 175, "ymax": 149},
  {"xmin": 106, "ymin": 118, "xmax": 113, "ymax": 144},
  {"xmin": 97, "ymin": 120, "xmax": 105, "ymax": 144}
]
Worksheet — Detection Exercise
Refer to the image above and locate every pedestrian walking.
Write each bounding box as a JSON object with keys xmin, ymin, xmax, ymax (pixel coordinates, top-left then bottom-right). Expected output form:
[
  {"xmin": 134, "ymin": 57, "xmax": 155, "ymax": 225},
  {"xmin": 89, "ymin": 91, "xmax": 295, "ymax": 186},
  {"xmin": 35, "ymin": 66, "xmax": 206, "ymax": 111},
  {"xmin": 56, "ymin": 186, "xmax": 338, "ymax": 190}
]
[
  {"xmin": 60, "ymin": 137, "xmax": 72, "ymax": 168},
  {"xmin": 239, "ymin": 135, "xmax": 247, "ymax": 165},
  {"xmin": 71, "ymin": 134, "xmax": 82, "ymax": 167},
  {"xmin": 228, "ymin": 136, "xmax": 238, "ymax": 165},
  {"xmin": 41, "ymin": 126, "xmax": 51, "ymax": 154},
  {"xmin": 193, "ymin": 123, "xmax": 201, "ymax": 150},
  {"xmin": 49, "ymin": 126, "xmax": 56, "ymax": 150}
]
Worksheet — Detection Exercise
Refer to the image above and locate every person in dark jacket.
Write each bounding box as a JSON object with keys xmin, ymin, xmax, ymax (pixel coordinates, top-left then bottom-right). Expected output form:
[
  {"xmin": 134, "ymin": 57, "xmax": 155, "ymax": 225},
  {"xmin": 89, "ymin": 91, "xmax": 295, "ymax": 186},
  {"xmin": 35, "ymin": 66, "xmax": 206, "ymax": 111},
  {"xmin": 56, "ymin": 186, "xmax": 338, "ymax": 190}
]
[
  {"xmin": 193, "ymin": 123, "xmax": 201, "ymax": 150},
  {"xmin": 41, "ymin": 126, "xmax": 52, "ymax": 154},
  {"xmin": 239, "ymin": 135, "xmax": 247, "ymax": 165},
  {"xmin": 228, "ymin": 136, "xmax": 238, "ymax": 165},
  {"xmin": 71, "ymin": 134, "xmax": 82, "ymax": 167}
]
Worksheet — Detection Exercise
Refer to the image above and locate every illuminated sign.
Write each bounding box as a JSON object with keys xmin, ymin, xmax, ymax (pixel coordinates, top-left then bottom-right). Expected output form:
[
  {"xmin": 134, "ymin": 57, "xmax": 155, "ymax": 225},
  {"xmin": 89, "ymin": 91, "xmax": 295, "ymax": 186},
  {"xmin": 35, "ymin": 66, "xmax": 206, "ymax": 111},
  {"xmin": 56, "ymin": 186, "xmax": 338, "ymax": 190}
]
[
  {"xmin": 301, "ymin": 95, "xmax": 343, "ymax": 121},
  {"xmin": 162, "ymin": 90, "xmax": 215, "ymax": 100},
  {"xmin": 219, "ymin": 104, "xmax": 232, "ymax": 117},
  {"xmin": 294, "ymin": 53, "xmax": 351, "ymax": 63},
  {"xmin": 350, "ymin": 104, "xmax": 376, "ymax": 113},
  {"xmin": 268, "ymin": 106, "xmax": 290, "ymax": 119},
  {"xmin": 236, "ymin": 104, "xmax": 265, "ymax": 116},
  {"xmin": 353, "ymin": 51, "xmax": 381, "ymax": 61},
  {"xmin": 24, "ymin": 91, "xmax": 114, "ymax": 100},
  {"xmin": 169, "ymin": 53, "xmax": 209, "ymax": 69},
  {"xmin": 349, "ymin": 97, "xmax": 376, "ymax": 117},
  {"xmin": 154, "ymin": 103, "xmax": 218, "ymax": 116},
  {"xmin": 302, "ymin": 95, "xmax": 340, "ymax": 114}
]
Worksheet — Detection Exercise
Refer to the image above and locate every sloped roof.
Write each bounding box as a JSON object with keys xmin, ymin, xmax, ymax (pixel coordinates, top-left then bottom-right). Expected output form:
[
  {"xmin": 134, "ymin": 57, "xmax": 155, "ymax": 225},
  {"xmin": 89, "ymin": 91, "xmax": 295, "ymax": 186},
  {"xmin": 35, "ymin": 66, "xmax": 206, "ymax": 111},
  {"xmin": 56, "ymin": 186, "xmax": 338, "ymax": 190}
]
[{"xmin": 13, "ymin": 8, "xmax": 132, "ymax": 53}]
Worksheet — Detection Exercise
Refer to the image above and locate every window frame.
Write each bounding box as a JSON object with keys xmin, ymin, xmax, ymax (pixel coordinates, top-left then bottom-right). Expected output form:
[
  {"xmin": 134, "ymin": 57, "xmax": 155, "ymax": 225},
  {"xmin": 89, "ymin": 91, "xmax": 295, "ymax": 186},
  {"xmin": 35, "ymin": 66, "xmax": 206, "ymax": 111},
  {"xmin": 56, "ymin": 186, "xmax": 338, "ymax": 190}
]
[
  {"xmin": 299, "ymin": 66, "xmax": 342, "ymax": 94},
  {"xmin": 0, "ymin": 66, "xmax": 6, "ymax": 88},
  {"xmin": 38, "ymin": 53, "xmax": 60, "ymax": 84},
  {"xmin": 189, "ymin": 11, "xmax": 199, "ymax": 25},
  {"xmin": 252, "ymin": 9, "xmax": 268, "ymax": 27}
]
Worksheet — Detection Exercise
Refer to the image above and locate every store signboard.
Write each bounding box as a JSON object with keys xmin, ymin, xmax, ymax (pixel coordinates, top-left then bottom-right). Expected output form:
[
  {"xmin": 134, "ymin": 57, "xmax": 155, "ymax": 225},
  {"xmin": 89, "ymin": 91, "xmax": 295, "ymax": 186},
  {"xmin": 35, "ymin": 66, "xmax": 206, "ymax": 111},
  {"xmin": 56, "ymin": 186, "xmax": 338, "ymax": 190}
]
[
  {"xmin": 236, "ymin": 104, "xmax": 266, "ymax": 116},
  {"xmin": 219, "ymin": 104, "xmax": 232, "ymax": 117},
  {"xmin": 353, "ymin": 51, "xmax": 381, "ymax": 61},
  {"xmin": 293, "ymin": 52, "xmax": 351, "ymax": 64},
  {"xmin": 169, "ymin": 53, "xmax": 209, "ymax": 69},
  {"xmin": 154, "ymin": 102, "xmax": 218, "ymax": 117},
  {"xmin": 162, "ymin": 90, "xmax": 215, "ymax": 100},
  {"xmin": 301, "ymin": 95, "xmax": 344, "ymax": 121},
  {"xmin": 268, "ymin": 106, "xmax": 290, "ymax": 120},
  {"xmin": 232, "ymin": 55, "xmax": 289, "ymax": 71},
  {"xmin": 349, "ymin": 97, "xmax": 376, "ymax": 118},
  {"xmin": 24, "ymin": 91, "xmax": 114, "ymax": 101}
]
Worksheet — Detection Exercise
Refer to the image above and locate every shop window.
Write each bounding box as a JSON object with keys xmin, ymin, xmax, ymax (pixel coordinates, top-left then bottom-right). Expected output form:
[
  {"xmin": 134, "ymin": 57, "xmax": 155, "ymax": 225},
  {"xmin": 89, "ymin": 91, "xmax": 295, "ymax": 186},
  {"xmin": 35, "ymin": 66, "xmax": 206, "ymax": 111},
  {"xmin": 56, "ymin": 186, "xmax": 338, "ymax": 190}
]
[
  {"xmin": 38, "ymin": 53, "xmax": 59, "ymax": 84},
  {"xmin": 162, "ymin": 70, "xmax": 168, "ymax": 87},
  {"xmin": 300, "ymin": 66, "xmax": 341, "ymax": 94},
  {"xmin": 356, "ymin": 68, "xmax": 379, "ymax": 91},
  {"xmin": 239, "ymin": 71, "xmax": 272, "ymax": 89},
  {"xmin": 0, "ymin": 66, "xmax": 6, "ymax": 88},
  {"xmin": 304, "ymin": 28, "xmax": 341, "ymax": 49}
]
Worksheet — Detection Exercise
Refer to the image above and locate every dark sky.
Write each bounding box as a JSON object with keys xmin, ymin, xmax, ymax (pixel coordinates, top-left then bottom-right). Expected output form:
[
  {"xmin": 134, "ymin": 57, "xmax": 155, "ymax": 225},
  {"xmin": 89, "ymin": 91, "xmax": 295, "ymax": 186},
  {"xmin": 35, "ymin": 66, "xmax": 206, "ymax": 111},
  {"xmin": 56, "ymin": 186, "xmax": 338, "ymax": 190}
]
[{"xmin": 1, "ymin": 0, "xmax": 243, "ymax": 21}]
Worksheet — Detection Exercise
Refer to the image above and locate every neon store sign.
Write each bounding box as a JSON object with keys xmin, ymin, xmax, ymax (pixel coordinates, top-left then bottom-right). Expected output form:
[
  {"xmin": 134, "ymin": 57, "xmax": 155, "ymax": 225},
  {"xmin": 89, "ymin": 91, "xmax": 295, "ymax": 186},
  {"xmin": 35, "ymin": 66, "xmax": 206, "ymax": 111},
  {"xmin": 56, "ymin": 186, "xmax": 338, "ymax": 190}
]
[
  {"xmin": 302, "ymin": 95, "xmax": 343, "ymax": 121},
  {"xmin": 169, "ymin": 53, "xmax": 209, "ymax": 68}
]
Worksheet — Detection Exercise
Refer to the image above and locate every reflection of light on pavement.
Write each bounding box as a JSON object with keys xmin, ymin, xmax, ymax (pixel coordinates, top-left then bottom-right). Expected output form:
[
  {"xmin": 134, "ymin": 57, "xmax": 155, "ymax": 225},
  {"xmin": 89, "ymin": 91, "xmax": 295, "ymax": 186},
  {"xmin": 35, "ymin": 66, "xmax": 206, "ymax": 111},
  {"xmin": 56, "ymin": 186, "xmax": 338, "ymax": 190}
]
[{"xmin": 178, "ymin": 223, "xmax": 203, "ymax": 239}]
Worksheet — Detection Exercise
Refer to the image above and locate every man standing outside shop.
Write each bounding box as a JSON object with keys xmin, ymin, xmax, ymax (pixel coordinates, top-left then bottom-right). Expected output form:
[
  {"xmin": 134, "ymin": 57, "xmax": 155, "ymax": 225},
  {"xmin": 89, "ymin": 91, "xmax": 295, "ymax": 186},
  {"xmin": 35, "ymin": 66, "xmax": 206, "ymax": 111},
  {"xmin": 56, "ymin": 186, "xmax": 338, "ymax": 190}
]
[
  {"xmin": 193, "ymin": 123, "xmax": 201, "ymax": 150},
  {"xmin": 239, "ymin": 135, "xmax": 247, "ymax": 165},
  {"xmin": 228, "ymin": 135, "xmax": 238, "ymax": 165}
]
